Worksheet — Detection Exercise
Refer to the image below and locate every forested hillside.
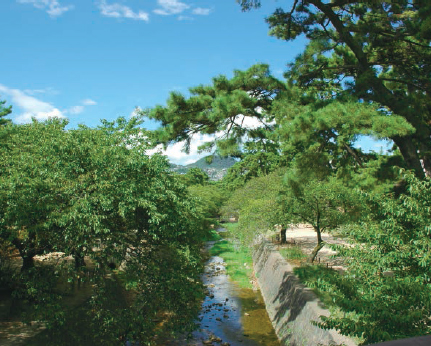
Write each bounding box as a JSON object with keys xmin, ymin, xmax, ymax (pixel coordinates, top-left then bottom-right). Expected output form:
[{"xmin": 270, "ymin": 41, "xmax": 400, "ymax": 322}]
[{"xmin": 170, "ymin": 155, "xmax": 236, "ymax": 180}]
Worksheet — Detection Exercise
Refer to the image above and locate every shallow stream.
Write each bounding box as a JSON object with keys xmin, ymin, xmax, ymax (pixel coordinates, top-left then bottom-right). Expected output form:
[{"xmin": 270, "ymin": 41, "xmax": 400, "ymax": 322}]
[{"xmin": 165, "ymin": 239, "xmax": 280, "ymax": 346}]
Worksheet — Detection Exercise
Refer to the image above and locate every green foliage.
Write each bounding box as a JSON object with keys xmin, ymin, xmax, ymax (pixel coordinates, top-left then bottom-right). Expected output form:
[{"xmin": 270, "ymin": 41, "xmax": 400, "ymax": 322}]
[
  {"xmin": 0, "ymin": 117, "xmax": 206, "ymax": 344},
  {"xmin": 279, "ymin": 169, "xmax": 363, "ymax": 262},
  {"xmin": 273, "ymin": 92, "xmax": 415, "ymax": 178},
  {"xmin": 293, "ymin": 265, "xmax": 342, "ymax": 310},
  {"xmin": 281, "ymin": 170, "xmax": 361, "ymax": 233},
  {"xmin": 222, "ymin": 147, "xmax": 286, "ymax": 190},
  {"xmin": 279, "ymin": 246, "xmax": 307, "ymax": 262},
  {"xmin": 201, "ymin": 229, "xmax": 222, "ymax": 242},
  {"xmin": 0, "ymin": 98, "xmax": 12, "ymax": 126},
  {"xmin": 255, "ymin": 0, "xmax": 431, "ymax": 177},
  {"xmin": 187, "ymin": 183, "xmax": 228, "ymax": 229},
  {"xmin": 209, "ymin": 236, "xmax": 254, "ymax": 289},
  {"xmin": 314, "ymin": 171, "xmax": 431, "ymax": 344},
  {"xmin": 145, "ymin": 64, "xmax": 285, "ymax": 157},
  {"xmin": 339, "ymin": 153, "xmax": 404, "ymax": 194},
  {"xmin": 221, "ymin": 169, "xmax": 285, "ymax": 245},
  {"xmin": 181, "ymin": 167, "xmax": 210, "ymax": 186}
]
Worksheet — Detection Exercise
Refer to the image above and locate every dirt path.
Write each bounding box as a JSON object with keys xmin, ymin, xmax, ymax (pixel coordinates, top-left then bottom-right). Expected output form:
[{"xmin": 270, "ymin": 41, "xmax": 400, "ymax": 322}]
[{"xmin": 277, "ymin": 224, "xmax": 349, "ymax": 270}]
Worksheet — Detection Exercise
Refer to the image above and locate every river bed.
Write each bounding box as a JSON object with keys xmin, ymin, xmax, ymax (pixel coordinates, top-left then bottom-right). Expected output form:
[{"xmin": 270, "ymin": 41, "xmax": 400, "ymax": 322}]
[{"xmin": 164, "ymin": 239, "xmax": 280, "ymax": 346}]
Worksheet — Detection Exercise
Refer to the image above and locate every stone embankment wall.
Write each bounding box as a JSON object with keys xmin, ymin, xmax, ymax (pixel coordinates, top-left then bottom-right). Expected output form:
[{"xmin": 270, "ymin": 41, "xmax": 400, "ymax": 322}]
[{"xmin": 253, "ymin": 239, "xmax": 357, "ymax": 346}]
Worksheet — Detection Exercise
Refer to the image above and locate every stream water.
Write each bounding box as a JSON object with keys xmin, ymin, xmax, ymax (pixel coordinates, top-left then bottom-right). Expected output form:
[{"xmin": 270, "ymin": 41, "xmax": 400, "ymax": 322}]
[{"xmin": 164, "ymin": 239, "xmax": 280, "ymax": 346}]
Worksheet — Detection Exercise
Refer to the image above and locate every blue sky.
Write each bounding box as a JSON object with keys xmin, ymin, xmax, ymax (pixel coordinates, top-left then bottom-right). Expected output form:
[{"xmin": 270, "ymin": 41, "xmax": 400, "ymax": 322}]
[{"xmin": 0, "ymin": 0, "xmax": 388, "ymax": 164}]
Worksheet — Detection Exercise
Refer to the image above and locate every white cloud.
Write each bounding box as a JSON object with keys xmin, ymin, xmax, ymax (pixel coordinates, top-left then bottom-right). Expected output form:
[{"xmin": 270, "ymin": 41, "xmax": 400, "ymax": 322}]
[
  {"xmin": 147, "ymin": 133, "xmax": 215, "ymax": 165},
  {"xmin": 15, "ymin": 109, "xmax": 65, "ymax": 123},
  {"xmin": 98, "ymin": 1, "xmax": 149, "ymax": 21},
  {"xmin": 154, "ymin": 0, "xmax": 190, "ymax": 15},
  {"xmin": 192, "ymin": 7, "xmax": 211, "ymax": 15},
  {"xmin": 82, "ymin": 98, "xmax": 97, "ymax": 106},
  {"xmin": 234, "ymin": 113, "xmax": 275, "ymax": 130},
  {"xmin": 0, "ymin": 84, "xmax": 66, "ymax": 123},
  {"xmin": 17, "ymin": 0, "xmax": 74, "ymax": 17},
  {"xmin": 64, "ymin": 99, "xmax": 97, "ymax": 115}
]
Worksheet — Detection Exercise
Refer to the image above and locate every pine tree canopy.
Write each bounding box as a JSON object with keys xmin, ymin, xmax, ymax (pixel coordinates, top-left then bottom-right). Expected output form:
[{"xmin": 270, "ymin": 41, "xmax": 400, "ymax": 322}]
[
  {"xmin": 238, "ymin": 0, "xmax": 431, "ymax": 177},
  {"xmin": 144, "ymin": 64, "xmax": 285, "ymax": 157}
]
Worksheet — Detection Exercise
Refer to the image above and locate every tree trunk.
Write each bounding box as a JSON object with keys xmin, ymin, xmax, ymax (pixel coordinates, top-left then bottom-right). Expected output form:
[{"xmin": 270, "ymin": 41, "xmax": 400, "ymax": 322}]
[
  {"xmin": 392, "ymin": 135, "xmax": 425, "ymax": 178},
  {"xmin": 280, "ymin": 228, "xmax": 287, "ymax": 244},
  {"xmin": 21, "ymin": 255, "xmax": 35, "ymax": 272},
  {"xmin": 309, "ymin": 227, "xmax": 324, "ymax": 263},
  {"xmin": 74, "ymin": 252, "xmax": 86, "ymax": 269},
  {"xmin": 11, "ymin": 237, "xmax": 36, "ymax": 272}
]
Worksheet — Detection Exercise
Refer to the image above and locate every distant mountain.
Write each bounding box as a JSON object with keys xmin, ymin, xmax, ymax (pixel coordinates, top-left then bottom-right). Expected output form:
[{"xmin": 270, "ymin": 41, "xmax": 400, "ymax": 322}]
[
  {"xmin": 169, "ymin": 163, "xmax": 188, "ymax": 174},
  {"xmin": 186, "ymin": 155, "xmax": 237, "ymax": 170},
  {"xmin": 170, "ymin": 155, "xmax": 237, "ymax": 181}
]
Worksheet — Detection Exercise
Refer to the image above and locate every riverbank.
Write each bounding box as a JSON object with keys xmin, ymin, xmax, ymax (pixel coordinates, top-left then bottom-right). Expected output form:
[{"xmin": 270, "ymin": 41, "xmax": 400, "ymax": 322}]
[
  {"xmin": 208, "ymin": 224, "xmax": 255, "ymax": 289},
  {"xmin": 213, "ymin": 224, "xmax": 356, "ymax": 346},
  {"xmin": 253, "ymin": 238, "xmax": 357, "ymax": 346}
]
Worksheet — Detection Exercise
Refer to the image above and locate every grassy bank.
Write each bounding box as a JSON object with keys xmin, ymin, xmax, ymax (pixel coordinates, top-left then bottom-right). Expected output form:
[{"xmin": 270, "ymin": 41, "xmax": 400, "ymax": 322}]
[
  {"xmin": 209, "ymin": 223, "xmax": 254, "ymax": 289},
  {"xmin": 279, "ymin": 245, "xmax": 308, "ymax": 264},
  {"xmin": 202, "ymin": 228, "xmax": 222, "ymax": 242}
]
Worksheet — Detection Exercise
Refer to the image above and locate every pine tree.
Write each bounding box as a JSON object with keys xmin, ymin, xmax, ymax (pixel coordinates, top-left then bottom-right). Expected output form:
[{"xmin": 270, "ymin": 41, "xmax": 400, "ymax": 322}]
[
  {"xmin": 241, "ymin": 0, "xmax": 431, "ymax": 177},
  {"xmin": 0, "ymin": 99, "xmax": 12, "ymax": 125}
]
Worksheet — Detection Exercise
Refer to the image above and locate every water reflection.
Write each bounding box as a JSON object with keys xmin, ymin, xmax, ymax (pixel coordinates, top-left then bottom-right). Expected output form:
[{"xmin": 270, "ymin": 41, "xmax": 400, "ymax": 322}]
[{"xmin": 164, "ymin": 241, "xmax": 280, "ymax": 346}]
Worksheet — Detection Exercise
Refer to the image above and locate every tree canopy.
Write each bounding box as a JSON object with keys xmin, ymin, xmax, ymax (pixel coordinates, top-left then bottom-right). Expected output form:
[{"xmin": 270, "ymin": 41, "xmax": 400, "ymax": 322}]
[
  {"xmin": 240, "ymin": 0, "xmax": 431, "ymax": 177},
  {"xmin": 146, "ymin": 1, "xmax": 431, "ymax": 179},
  {"xmin": 0, "ymin": 117, "xmax": 206, "ymax": 344},
  {"xmin": 315, "ymin": 171, "xmax": 431, "ymax": 343},
  {"xmin": 280, "ymin": 167, "xmax": 362, "ymax": 262},
  {"xmin": 145, "ymin": 64, "xmax": 285, "ymax": 157},
  {"xmin": 221, "ymin": 169, "xmax": 285, "ymax": 244}
]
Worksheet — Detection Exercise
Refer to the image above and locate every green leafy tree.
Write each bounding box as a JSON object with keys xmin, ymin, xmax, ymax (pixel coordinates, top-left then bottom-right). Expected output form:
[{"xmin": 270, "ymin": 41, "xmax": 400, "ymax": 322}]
[
  {"xmin": 222, "ymin": 169, "xmax": 285, "ymax": 245},
  {"xmin": 0, "ymin": 119, "xmax": 66, "ymax": 271},
  {"xmin": 280, "ymin": 168, "xmax": 361, "ymax": 262},
  {"xmin": 240, "ymin": 0, "xmax": 431, "ymax": 177},
  {"xmin": 273, "ymin": 90, "xmax": 414, "ymax": 180},
  {"xmin": 0, "ymin": 117, "xmax": 206, "ymax": 344},
  {"xmin": 146, "ymin": 62, "xmax": 411, "ymax": 196},
  {"xmin": 222, "ymin": 141, "xmax": 286, "ymax": 189},
  {"xmin": 0, "ymin": 98, "xmax": 12, "ymax": 152},
  {"xmin": 188, "ymin": 183, "xmax": 228, "ymax": 227},
  {"xmin": 314, "ymin": 171, "xmax": 431, "ymax": 343},
  {"xmin": 181, "ymin": 167, "xmax": 210, "ymax": 186}
]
